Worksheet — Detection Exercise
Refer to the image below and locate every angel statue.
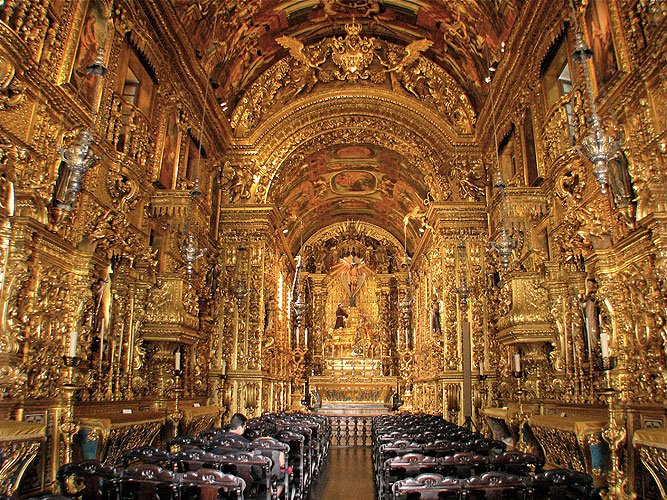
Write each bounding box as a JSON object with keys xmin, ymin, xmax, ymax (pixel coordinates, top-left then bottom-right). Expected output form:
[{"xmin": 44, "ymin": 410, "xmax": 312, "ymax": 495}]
[
  {"xmin": 275, "ymin": 35, "xmax": 327, "ymax": 98},
  {"xmin": 330, "ymin": 253, "xmax": 373, "ymax": 307},
  {"xmin": 379, "ymin": 39, "xmax": 433, "ymax": 98}
]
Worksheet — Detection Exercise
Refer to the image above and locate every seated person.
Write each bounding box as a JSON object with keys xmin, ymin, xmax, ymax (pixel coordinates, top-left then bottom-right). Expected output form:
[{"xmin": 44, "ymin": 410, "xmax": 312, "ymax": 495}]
[{"xmin": 229, "ymin": 413, "xmax": 288, "ymax": 497}]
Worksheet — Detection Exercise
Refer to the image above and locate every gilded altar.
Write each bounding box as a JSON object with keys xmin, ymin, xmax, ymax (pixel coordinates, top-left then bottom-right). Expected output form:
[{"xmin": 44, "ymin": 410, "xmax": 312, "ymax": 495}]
[{"xmin": 309, "ymin": 376, "xmax": 398, "ymax": 415}]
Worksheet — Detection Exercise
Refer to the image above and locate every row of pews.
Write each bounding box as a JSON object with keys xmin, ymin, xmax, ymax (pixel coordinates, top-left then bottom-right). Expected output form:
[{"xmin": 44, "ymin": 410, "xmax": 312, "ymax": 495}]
[
  {"xmin": 373, "ymin": 413, "xmax": 595, "ymax": 500},
  {"xmin": 6, "ymin": 412, "xmax": 329, "ymax": 500}
]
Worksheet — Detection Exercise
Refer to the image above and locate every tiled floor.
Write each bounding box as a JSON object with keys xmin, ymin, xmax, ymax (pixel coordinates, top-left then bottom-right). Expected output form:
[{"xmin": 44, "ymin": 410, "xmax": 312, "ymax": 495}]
[{"xmin": 309, "ymin": 447, "xmax": 375, "ymax": 500}]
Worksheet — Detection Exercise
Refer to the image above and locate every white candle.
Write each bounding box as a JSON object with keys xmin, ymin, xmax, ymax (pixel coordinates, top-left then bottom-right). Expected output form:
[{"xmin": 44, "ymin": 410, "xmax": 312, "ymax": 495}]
[
  {"xmin": 513, "ymin": 352, "xmax": 521, "ymax": 372},
  {"xmin": 68, "ymin": 330, "xmax": 78, "ymax": 357},
  {"xmin": 479, "ymin": 359, "xmax": 484, "ymax": 374},
  {"xmin": 99, "ymin": 318, "xmax": 105, "ymax": 362},
  {"xmin": 600, "ymin": 332, "xmax": 610, "ymax": 358},
  {"xmin": 304, "ymin": 328, "xmax": 308, "ymax": 346},
  {"xmin": 175, "ymin": 349, "xmax": 181, "ymax": 370}
]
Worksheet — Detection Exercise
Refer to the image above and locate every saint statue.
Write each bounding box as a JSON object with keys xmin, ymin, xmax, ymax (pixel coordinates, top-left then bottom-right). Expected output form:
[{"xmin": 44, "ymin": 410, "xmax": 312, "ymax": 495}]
[
  {"xmin": 431, "ymin": 301, "xmax": 441, "ymax": 334},
  {"xmin": 334, "ymin": 303, "xmax": 348, "ymax": 329}
]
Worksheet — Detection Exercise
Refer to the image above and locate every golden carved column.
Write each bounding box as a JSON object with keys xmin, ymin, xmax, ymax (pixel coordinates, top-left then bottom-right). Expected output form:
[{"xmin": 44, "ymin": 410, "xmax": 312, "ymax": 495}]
[
  {"xmin": 309, "ymin": 273, "xmax": 327, "ymax": 375},
  {"xmin": 217, "ymin": 205, "xmax": 287, "ymax": 416},
  {"xmin": 588, "ymin": 248, "xmax": 637, "ymax": 500}
]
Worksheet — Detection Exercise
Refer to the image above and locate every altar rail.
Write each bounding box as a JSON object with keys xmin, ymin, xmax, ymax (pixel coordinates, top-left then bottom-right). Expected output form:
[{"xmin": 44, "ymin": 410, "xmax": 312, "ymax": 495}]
[{"xmin": 329, "ymin": 416, "xmax": 373, "ymax": 447}]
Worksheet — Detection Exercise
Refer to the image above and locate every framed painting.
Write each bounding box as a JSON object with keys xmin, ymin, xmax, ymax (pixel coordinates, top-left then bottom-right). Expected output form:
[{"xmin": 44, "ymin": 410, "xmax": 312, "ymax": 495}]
[
  {"xmin": 585, "ymin": 0, "xmax": 618, "ymax": 88},
  {"xmin": 158, "ymin": 111, "xmax": 181, "ymax": 189},
  {"xmin": 70, "ymin": 0, "xmax": 107, "ymax": 103}
]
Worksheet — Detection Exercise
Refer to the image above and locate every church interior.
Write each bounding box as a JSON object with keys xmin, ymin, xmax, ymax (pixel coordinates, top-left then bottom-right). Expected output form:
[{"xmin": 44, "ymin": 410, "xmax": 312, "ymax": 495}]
[{"xmin": 0, "ymin": 0, "xmax": 666, "ymax": 499}]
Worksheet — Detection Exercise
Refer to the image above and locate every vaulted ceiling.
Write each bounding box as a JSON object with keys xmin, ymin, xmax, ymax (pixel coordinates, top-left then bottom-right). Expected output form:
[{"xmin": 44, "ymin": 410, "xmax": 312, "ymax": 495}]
[
  {"xmin": 178, "ymin": 0, "xmax": 522, "ymax": 253},
  {"xmin": 182, "ymin": 0, "xmax": 520, "ymax": 113}
]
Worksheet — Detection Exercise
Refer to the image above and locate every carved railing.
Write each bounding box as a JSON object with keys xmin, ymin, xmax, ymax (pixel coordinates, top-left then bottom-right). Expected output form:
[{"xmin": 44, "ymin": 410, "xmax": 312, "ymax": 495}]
[
  {"xmin": 633, "ymin": 428, "xmax": 667, "ymax": 500},
  {"xmin": 541, "ymin": 94, "xmax": 576, "ymax": 167},
  {"xmin": 0, "ymin": 421, "xmax": 46, "ymax": 497},
  {"xmin": 328, "ymin": 416, "xmax": 373, "ymax": 447},
  {"xmin": 77, "ymin": 411, "xmax": 165, "ymax": 465},
  {"xmin": 105, "ymin": 93, "xmax": 154, "ymax": 166}
]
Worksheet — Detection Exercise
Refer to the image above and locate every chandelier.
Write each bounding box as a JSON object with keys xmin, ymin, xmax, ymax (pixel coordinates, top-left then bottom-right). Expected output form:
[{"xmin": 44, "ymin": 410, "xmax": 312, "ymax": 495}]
[
  {"xmin": 569, "ymin": 5, "xmax": 623, "ymax": 194},
  {"xmin": 487, "ymin": 67, "xmax": 517, "ymax": 270},
  {"xmin": 57, "ymin": 49, "xmax": 107, "ymax": 210},
  {"xmin": 180, "ymin": 180, "xmax": 206, "ymax": 279}
]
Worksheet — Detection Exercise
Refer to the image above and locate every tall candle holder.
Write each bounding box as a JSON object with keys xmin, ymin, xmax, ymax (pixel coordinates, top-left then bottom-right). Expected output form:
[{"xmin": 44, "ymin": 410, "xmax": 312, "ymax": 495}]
[
  {"xmin": 511, "ymin": 369, "xmax": 529, "ymax": 452},
  {"xmin": 169, "ymin": 369, "xmax": 184, "ymax": 437},
  {"xmin": 60, "ymin": 355, "xmax": 82, "ymax": 464},
  {"xmin": 477, "ymin": 371, "xmax": 489, "ymax": 410},
  {"xmin": 597, "ymin": 356, "xmax": 637, "ymax": 500}
]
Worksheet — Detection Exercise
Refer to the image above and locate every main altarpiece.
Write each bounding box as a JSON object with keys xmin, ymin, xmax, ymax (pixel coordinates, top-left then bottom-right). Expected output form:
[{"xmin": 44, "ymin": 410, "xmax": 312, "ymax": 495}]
[{"xmin": 0, "ymin": 0, "xmax": 665, "ymax": 498}]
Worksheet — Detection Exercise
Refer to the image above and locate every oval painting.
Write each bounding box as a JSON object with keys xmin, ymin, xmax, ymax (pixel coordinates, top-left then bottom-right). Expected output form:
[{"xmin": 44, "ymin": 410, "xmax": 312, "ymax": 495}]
[
  {"xmin": 334, "ymin": 145, "xmax": 375, "ymax": 159},
  {"xmin": 330, "ymin": 171, "xmax": 377, "ymax": 195}
]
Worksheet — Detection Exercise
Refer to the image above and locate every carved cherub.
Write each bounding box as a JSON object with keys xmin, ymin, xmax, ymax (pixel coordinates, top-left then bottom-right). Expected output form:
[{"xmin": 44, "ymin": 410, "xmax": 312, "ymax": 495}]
[
  {"xmin": 276, "ymin": 36, "xmax": 326, "ymax": 97},
  {"xmin": 380, "ymin": 39, "xmax": 433, "ymax": 96},
  {"xmin": 382, "ymin": 39, "xmax": 433, "ymax": 73}
]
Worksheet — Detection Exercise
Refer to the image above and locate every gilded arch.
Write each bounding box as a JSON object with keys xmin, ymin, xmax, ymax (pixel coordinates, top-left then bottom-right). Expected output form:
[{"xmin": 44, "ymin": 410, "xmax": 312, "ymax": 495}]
[{"xmin": 232, "ymin": 89, "xmax": 482, "ymax": 205}]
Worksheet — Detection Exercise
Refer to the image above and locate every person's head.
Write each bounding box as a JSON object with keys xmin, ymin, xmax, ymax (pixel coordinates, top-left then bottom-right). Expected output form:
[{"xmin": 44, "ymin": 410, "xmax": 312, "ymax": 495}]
[{"xmin": 229, "ymin": 413, "xmax": 247, "ymax": 435}]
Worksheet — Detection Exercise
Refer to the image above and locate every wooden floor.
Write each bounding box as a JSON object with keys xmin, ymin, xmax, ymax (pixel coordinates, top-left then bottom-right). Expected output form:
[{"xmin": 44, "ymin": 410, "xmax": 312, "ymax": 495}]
[{"xmin": 309, "ymin": 447, "xmax": 375, "ymax": 500}]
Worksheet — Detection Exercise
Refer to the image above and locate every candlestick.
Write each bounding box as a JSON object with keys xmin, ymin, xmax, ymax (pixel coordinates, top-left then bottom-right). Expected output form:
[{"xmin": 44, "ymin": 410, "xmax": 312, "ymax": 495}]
[
  {"xmin": 169, "ymin": 370, "xmax": 184, "ymax": 437},
  {"xmin": 60, "ymin": 356, "xmax": 82, "ymax": 465},
  {"xmin": 596, "ymin": 357, "xmax": 637, "ymax": 500}
]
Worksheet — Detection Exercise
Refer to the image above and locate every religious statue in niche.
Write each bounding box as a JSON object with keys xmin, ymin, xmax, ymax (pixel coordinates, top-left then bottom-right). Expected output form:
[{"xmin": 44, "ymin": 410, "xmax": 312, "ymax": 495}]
[
  {"xmin": 89, "ymin": 264, "xmax": 112, "ymax": 369},
  {"xmin": 264, "ymin": 295, "xmax": 276, "ymax": 335},
  {"xmin": 334, "ymin": 303, "xmax": 348, "ymax": 329},
  {"xmin": 578, "ymin": 278, "xmax": 599, "ymax": 359},
  {"xmin": 607, "ymin": 150, "xmax": 634, "ymax": 211},
  {"xmin": 430, "ymin": 300, "xmax": 442, "ymax": 335}
]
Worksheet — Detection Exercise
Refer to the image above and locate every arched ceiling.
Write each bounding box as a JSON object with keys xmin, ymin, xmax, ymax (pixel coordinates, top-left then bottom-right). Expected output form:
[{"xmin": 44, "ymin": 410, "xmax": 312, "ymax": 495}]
[
  {"xmin": 181, "ymin": 1, "xmax": 516, "ymax": 256},
  {"xmin": 181, "ymin": 0, "xmax": 520, "ymax": 112},
  {"xmin": 270, "ymin": 143, "xmax": 429, "ymax": 254}
]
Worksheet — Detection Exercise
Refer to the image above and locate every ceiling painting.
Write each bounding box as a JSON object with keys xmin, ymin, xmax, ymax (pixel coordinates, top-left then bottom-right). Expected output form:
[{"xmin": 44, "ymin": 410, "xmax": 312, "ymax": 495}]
[{"xmin": 271, "ymin": 143, "xmax": 429, "ymax": 249}]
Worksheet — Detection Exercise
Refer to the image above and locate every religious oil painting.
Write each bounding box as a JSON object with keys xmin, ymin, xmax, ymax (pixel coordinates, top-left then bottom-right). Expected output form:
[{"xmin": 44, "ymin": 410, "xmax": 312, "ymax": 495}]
[
  {"xmin": 330, "ymin": 171, "xmax": 377, "ymax": 195},
  {"xmin": 70, "ymin": 0, "xmax": 107, "ymax": 104},
  {"xmin": 159, "ymin": 111, "xmax": 180, "ymax": 189},
  {"xmin": 585, "ymin": 0, "xmax": 618, "ymax": 87}
]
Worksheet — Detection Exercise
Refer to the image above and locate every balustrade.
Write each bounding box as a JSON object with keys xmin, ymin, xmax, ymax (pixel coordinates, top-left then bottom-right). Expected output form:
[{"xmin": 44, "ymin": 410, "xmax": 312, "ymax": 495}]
[
  {"xmin": 328, "ymin": 416, "xmax": 373, "ymax": 447},
  {"xmin": 542, "ymin": 93, "xmax": 577, "ymax": 165},
  {"xmin": 106, "ymin": 93, "xmax": 154, "ymax": 165}
]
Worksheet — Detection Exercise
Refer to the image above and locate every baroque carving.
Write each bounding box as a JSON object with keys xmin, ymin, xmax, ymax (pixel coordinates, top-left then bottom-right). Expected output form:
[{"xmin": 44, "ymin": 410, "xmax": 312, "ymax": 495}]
[{"xmin": 231, "ymin": 22, "xmax": 474, "ymax": 138}]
